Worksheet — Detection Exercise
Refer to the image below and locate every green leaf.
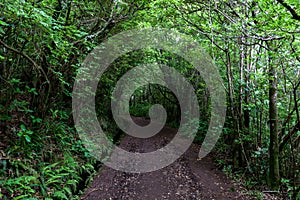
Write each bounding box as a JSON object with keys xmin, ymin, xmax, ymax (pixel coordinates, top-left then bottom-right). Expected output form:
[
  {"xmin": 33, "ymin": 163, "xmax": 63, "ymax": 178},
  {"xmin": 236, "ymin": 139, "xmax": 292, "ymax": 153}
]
[
  {"xmin": 63, "ymin": 187, "xmax": 72, "ymax": 196},
  {"xmin": 13, "ymin": 195, "xmax": 30, "ymax": 200},
  {"xmin": 17, "ymin": 131, "xmax": 23, "ymax": 137},
  {"xmin": 26, "ymin": 130, "xmax": 33, "ymax": 135},
  {"xmin": 25, "ymin": 135, "xmax": 31, "ymax": 142},
  {"xmin": 20, "ymin": 124, "xmax": 26, "ymax": 131},
  {"xmin": 0, "ymin": 20, "xmax": 9, "ymax": 26},
  {"xmin": 53, "ymin": 191, "xmax": 68, "ymax": 200}
]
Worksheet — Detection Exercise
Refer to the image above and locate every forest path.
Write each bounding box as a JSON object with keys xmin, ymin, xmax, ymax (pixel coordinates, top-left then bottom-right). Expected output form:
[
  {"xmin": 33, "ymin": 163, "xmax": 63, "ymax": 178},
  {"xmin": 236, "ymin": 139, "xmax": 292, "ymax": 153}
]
[{"xmin": 81, "ymin": 117, "xmax": 248, "ymax": 200}]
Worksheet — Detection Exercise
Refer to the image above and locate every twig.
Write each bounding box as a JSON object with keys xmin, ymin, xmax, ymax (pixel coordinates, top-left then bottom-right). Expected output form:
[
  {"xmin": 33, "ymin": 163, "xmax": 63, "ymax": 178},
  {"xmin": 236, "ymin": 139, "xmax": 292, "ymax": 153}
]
[{"xmin": 262, "ymin": 190, "xmax": 280, "ymax": 193}]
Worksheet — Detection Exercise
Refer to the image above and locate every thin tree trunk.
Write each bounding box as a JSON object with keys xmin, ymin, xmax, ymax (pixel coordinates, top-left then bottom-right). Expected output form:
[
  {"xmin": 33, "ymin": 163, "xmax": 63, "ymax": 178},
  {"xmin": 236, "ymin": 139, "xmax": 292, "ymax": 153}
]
[
  {"xmin": 268, "ymin": 56, "xmax": 280, "ymax": 190},
  {"xmin": 226, "ymin": 49, "xmax": 239, "ymax": 169}
]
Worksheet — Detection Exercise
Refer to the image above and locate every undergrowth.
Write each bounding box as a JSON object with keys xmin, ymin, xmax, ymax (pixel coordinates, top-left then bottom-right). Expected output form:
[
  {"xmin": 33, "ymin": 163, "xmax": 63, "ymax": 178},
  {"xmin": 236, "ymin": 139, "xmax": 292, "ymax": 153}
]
[{"xmin": 0, "ymin": 110, "xmax": 98, "ymax": 199}]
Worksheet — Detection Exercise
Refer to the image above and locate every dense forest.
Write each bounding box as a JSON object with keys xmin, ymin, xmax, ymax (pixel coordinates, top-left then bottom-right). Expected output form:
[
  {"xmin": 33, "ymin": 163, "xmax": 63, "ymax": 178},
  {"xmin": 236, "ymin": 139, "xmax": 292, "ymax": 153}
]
[{"xmin": 0, "ymin": 0, "xmax": 300, "ymax": 199}]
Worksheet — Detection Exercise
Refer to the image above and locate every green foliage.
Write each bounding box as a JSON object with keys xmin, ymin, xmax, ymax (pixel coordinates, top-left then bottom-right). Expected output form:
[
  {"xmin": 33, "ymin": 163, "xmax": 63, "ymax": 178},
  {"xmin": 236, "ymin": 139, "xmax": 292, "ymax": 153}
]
[
  {"xmin": 0, "ymin": 0, "xmax": 146, "ymax": 198},
  {"xmin": 0, "ymin": 119, "xmax": 97, "ymax": 199},
  {"xmin": 130, "ymin": 103, "xmax": 153, "ymax": 117},
  {"xmin": 1, "ymin": 0, "xmax": 300, "ymax": 198},
  {"xmin": 17, "ymin": 124, "xmax": 33, "ymax": 143}
]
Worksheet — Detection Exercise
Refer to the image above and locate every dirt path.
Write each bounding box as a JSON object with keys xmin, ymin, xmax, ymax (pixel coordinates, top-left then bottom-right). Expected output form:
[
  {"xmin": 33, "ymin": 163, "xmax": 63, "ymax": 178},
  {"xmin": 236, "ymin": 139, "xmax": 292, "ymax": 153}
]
[{"xmin": 81, "ymin": 117, "xmax": 248, "ymax": 200}]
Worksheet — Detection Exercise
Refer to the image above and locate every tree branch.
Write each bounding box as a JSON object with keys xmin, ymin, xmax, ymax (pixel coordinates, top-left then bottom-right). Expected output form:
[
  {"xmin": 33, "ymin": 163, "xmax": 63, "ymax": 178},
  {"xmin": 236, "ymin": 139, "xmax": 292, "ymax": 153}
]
[
  {"xmin": 0, "ymin": 39, "xmax": 50, "ymax": 85},
  {"xmin": 276, "ymin": 0, "xmax": 300, "ymax": 20}
]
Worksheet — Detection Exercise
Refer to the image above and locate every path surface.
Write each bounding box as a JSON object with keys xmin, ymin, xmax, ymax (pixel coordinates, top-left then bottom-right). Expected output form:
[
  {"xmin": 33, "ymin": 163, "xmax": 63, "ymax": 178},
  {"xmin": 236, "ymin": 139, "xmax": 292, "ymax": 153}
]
[{"xmin": 81, "ymin": 117, "xmax": 248, "ymax": 200}]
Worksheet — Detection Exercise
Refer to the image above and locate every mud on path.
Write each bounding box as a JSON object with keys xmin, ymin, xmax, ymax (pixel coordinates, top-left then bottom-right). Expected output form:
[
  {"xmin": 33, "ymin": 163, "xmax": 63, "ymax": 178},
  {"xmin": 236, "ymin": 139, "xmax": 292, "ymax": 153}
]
[{"xmin": 81, "ymin": 117, "xmax": 248, "ymax": 200}]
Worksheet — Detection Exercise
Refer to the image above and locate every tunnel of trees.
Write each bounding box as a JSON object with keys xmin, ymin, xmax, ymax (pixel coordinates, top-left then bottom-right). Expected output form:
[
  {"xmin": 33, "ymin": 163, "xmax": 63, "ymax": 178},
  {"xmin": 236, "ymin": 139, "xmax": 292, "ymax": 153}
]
[{"xmin": 0, "ymin": 0, "xmax": 300, "ymax": 199}]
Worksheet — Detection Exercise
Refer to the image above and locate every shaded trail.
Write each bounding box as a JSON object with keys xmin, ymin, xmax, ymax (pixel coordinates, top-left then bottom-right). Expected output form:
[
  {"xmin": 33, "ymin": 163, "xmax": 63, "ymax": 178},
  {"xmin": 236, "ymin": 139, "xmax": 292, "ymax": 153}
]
[{"xmin": 81, "ymin": 117, "xmax": 248, "ymax": 200}]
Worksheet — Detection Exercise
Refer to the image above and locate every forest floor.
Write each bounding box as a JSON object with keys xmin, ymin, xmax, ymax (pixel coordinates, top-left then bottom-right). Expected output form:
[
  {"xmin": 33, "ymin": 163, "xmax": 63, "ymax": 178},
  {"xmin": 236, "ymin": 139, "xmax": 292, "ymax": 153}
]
[{"xmin": 80, "ymin": 117, "xmax": 278, "ymax": 200}]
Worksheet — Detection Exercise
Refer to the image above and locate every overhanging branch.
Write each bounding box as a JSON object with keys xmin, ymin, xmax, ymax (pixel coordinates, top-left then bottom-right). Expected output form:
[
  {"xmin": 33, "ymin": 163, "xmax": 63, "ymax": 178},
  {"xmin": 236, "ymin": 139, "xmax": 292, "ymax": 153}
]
[{"xmin": 276, "ymin": 0, "xmax": 300, "ymax": 20}]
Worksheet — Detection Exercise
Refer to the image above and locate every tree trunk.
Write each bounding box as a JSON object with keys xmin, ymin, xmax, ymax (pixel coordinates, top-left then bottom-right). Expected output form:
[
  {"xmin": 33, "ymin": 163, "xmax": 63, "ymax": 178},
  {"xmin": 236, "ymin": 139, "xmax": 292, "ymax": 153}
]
[
  {"xmin": 268, "ymin": 57, "xmax": 280, "ymax": 190},
  {"xmin": 225, "ymin": 49, "xmax": 239, "ymax": 169}
]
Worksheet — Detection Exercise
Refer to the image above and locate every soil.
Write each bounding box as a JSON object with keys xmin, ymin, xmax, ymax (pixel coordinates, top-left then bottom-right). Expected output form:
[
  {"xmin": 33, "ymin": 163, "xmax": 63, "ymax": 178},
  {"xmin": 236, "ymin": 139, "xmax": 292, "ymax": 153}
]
[{"xmin": 81, "ymin": 117, "xmax": 253, "ymax": 200}]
